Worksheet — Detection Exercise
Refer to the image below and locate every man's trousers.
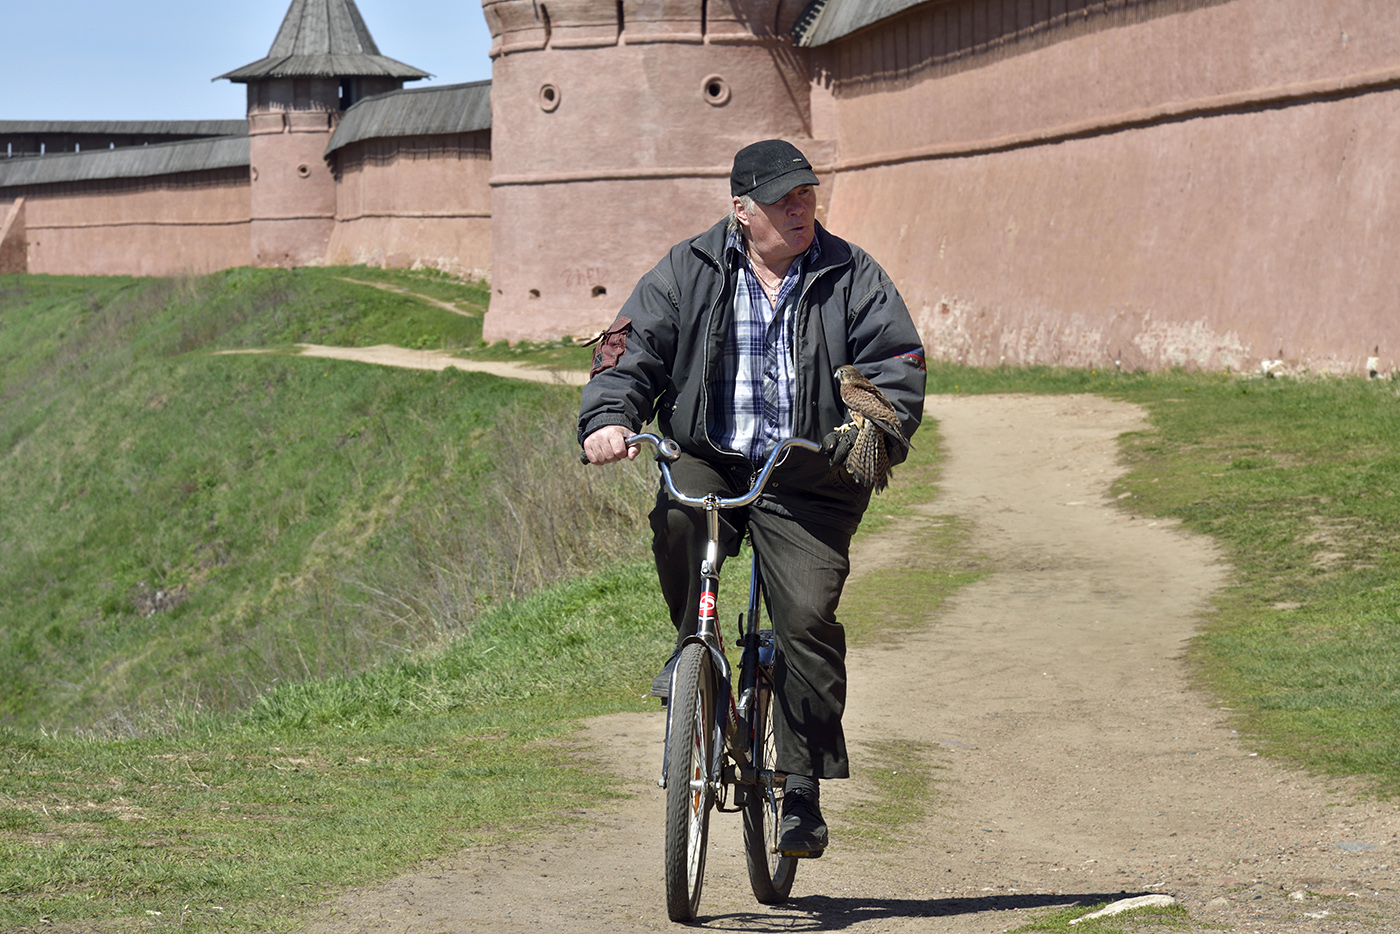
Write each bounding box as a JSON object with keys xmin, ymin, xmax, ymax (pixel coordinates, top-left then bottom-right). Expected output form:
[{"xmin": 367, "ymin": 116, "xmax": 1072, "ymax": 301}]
[{"xmin": 649, "ymin": 452, "xmax": 854, "ymax": 779}]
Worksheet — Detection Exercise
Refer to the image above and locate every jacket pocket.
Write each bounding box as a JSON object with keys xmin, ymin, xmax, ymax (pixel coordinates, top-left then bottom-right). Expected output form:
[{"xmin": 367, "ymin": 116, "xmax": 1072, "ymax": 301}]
[
  {"xmin": 821, "ymin": 453, "xmax": 866, "ymax": 496},
  {"xmin": 586, "ymin": 316, "xmax": 632, "ymax": 378}
]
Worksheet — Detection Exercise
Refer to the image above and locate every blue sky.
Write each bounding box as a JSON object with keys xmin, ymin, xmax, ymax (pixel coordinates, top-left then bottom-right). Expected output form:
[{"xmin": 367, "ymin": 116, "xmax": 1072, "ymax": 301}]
[{"xmin": 1, "ymin": 0, "xmax": 494, "ymax": 122}]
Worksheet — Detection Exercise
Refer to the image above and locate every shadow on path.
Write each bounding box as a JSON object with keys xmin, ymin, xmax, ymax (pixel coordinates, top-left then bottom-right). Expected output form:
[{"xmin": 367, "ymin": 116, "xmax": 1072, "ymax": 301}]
[{"xmin": 696, "ymin": 891, "xmax": 1143, "ymax": 931}]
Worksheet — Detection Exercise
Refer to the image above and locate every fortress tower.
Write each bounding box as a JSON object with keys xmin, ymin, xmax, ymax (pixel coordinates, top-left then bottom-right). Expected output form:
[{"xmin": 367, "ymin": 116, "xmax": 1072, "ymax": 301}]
[
  {"xmin": 218, "ymin": 0, "xmax": 428, "ymax": 267},
  {"xmin": 481, "ymin": 0, "xmax": 826, "ymax": 342}
]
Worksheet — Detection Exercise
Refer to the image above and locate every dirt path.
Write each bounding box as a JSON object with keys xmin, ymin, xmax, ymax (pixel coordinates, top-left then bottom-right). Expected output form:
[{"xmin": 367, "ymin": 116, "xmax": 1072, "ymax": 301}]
[
  {"xmin": 333, "ymin": 277, "xmax": 481, "ymax": 318},
  {"xmin": 222, "ymin": 344, "xmax": 589, "ymax": 386},
  {"xmin": 312, "ymin": 393, "xmax": 1400, "ymax": 933}
]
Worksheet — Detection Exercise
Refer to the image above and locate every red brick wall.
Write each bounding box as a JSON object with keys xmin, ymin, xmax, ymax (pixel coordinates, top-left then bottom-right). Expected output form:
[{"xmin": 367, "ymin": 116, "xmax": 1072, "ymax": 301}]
[
  {"xmin": 819, "ymin": 0, "xmax": 1400, "ymax": 375},
  {"xmin": 327, "ymin": 130, "xmax": 493, "ymax": 280},
  {"xmin": 15, "ymin": 169, "xmax": 250, "ymax": 277}
]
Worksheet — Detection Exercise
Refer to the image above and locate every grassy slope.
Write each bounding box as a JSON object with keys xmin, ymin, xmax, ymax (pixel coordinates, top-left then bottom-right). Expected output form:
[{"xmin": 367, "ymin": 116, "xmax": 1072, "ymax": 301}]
[
  {"xmin": 0, "ymin": 269, "xmax": 596, "ymax": 733},
  {"xmin": 4, "ymin": 272, "xmax": 1400, "ymax": 930},
  {"xmin": 0, "ymin": 268, "xmax": 671, "ymax": 931}
]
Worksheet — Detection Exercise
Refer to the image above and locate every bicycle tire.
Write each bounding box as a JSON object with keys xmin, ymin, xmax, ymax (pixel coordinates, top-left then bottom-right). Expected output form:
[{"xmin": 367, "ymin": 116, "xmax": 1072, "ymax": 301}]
[
  {"xmin": 743, "ymin": 676, "xmax": 797, "ymax": 903},
  {"xmin": 663, "ymin": 643, "xmax": 714, "ymax": 922}
]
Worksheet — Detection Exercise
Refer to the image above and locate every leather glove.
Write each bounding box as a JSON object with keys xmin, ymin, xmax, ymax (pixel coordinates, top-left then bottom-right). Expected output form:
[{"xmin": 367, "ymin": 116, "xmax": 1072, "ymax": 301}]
[{"xmin": 821, "ymin": 423, "xmax": 857, "ymax": 467}]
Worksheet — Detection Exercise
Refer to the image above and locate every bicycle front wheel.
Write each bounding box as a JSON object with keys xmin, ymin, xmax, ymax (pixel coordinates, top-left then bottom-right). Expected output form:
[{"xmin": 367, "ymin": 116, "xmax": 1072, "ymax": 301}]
[
  {"xmin": 743, "ymin": 677, "xmax": 797, "ymax": 903},
  {"xmin": 663, "ymin": 643, "xmax": 715, "ymax": 922}
]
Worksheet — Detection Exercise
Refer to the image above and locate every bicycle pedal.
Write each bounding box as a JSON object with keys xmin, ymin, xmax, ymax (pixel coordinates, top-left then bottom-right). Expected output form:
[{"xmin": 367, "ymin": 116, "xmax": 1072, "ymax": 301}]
[{"xmin": 779, "ymin": 847, "xmax": 824, "ymax": 859}]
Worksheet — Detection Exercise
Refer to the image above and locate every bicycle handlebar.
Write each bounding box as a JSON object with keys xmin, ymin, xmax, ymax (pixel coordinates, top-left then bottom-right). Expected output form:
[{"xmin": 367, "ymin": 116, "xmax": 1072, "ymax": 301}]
[{"xmin": 624, "ymin": 433, "xmax": 822, "ymax": 510}]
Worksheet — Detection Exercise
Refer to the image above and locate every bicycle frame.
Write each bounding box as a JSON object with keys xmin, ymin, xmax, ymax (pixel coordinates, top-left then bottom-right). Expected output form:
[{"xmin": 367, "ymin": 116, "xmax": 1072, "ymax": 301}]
[{"xmin": 625, "ymin": 434, "xmax": 822, "ymax": 796}]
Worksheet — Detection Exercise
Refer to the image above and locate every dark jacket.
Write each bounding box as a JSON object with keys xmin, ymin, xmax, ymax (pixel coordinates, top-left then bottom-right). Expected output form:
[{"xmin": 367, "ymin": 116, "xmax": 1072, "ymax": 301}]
[{"xmin": 578, "ymin": 217, "xmax": 926, "ymax": 530}]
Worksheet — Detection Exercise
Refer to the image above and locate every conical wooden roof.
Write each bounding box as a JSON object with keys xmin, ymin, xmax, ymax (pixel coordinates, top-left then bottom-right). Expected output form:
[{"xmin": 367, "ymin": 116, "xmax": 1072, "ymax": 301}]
[{"xmin": 216, "ymin": 0, "xmax": 429, "ymax": 82}]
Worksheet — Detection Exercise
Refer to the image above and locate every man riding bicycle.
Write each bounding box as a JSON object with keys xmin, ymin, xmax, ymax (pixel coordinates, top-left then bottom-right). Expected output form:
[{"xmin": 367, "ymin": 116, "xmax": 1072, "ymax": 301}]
[{"xmin": 579, "ymin": 139, "xmax": 926, "ymax": 858}]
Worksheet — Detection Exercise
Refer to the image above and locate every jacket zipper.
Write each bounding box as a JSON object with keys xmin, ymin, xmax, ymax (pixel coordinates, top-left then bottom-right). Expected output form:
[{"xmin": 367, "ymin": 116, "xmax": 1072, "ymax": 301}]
[
  {"xmin": 791, "ymin": 253, "xmax": 850, "ymax": 439},
  {"xmin": 698, "ymin": 242, "xmax": 732, "ymax": 462}
]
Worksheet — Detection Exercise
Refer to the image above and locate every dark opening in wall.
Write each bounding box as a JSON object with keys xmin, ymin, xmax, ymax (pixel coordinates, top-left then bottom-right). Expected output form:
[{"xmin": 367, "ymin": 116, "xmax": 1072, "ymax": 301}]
[
  {"xmin": 702, "ymin": 75, "xmax": 731, "ymax": 106},
  {"xmin": 592, "ymin": 285, "xmax": 607, "ymax": 297},
  {"xmin": 529, "ymin": 289, "xmax": 541, "ymax": 299}
]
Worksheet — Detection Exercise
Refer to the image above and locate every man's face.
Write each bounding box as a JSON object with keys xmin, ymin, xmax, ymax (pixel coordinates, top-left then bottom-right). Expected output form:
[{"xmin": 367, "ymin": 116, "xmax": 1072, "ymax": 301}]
[{"xmin": 735, "ymin": 185, "xmax": 817, "ymax": 264}]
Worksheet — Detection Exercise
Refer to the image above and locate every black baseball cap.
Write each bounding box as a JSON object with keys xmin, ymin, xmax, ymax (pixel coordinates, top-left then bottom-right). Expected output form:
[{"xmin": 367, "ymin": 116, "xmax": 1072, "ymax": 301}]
[{"xmin": 730, "ymin": 139, "xmax": 819, "ymax": 204}]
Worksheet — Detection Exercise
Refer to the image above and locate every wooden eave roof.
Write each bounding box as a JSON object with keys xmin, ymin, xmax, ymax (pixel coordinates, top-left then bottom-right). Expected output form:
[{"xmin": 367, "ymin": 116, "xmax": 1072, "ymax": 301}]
[
  {"xmin": 791, "ymin": 0, "xmax": 932, "ymax": 46},
  {"xmin": 0, "ymin": 120, "xmax": 248, "ymax": 137},
  {"xmin": 0, "ymin": 135, "xmax": 249, "ymax": 189},
  {"xmin": 325, "ymin": 80, "xmax": 490, "ymax": 155}
]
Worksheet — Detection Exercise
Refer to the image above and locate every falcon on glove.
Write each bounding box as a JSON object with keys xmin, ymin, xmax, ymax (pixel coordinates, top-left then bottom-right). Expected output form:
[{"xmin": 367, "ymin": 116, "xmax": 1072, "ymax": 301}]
[{"xmin": 832, "ymin": 364, "xmax": 911, "ymax": 492}]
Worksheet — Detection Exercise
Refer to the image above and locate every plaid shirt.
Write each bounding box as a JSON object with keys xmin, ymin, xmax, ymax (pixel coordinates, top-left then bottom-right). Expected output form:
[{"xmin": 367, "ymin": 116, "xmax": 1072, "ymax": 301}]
[{"xmin": 709, "ymin": 230, "xmax": 821, "ymax": 465}]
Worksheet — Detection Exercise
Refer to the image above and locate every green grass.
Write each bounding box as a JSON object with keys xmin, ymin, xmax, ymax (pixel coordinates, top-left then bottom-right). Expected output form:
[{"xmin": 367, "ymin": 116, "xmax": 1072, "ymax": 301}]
[
  {"xmin": 4, "ymin": 352, "xmax": 515, "ymax": 724},
  {"xmin": 840, "ymin": 738, "xmax": 944, "ymax": 847},
  {"xmin": 7, "ymin": 269, "xmax": 1400, "ymax": 929},
  {"xmin": 925, "ymin": 362, "xmax": 1400, "ymax": 795},
  {"xmin": 318, "ymin": 265, "xmax": 595, "ymax": 368},
  {"xmin": 840, "ymin": 514, "xmax": 983, "ymax": 646},
  {"xmin": 1114, "ymin": 377, "xmax": 1400, "ymax": 790},
  {"xmin": 0, "ymin": 562, "xmax": 675, "ymax": 933},
  {"xmin": 1009, "ymin": 899, "xmax": 1199, "ymax": 932}
]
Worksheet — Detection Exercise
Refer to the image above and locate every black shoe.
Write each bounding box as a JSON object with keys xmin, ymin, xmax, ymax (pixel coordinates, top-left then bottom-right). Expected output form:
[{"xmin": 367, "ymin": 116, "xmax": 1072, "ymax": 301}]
[
  {"xmin": 649, "ymin": 651, "xmax": 680, "ymax": 699},
  {"xmin": 777, "ymin": 777, "xmax": 828, "ymax": 858}
]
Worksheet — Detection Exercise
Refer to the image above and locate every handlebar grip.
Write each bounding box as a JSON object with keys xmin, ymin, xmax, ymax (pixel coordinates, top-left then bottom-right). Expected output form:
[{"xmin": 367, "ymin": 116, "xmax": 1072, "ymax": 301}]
[{"xmin": 579, "ymin": 433, "xmax": 680, "ymax": 466}]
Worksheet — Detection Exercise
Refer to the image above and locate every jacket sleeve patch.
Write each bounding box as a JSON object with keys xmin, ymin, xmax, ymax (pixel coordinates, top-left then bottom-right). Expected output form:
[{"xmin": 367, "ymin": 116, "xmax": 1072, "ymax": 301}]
[
  {"xmin": 586, "ymin": 316, "xmax": 632, "ymax": 378},
  {"xmin": 898, "ymin": 350, "xmax": 927, "ymax": 372}
]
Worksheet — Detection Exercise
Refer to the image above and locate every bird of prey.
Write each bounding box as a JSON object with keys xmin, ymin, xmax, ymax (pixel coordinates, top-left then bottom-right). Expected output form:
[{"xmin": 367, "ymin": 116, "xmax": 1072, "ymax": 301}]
[{"xmin": 833, "ymin": 365, "xmax": 910, "ymax": 492}]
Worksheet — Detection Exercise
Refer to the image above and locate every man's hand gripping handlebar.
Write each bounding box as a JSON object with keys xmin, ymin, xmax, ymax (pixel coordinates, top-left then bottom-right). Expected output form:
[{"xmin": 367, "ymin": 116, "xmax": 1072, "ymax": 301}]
[
  {"xmin": 581, "ymin": 432, "xmax": 823, "ymax": 509},
  {"xmin": 580, "ymin": 424, "xmax": 644, "ymax": 465}
]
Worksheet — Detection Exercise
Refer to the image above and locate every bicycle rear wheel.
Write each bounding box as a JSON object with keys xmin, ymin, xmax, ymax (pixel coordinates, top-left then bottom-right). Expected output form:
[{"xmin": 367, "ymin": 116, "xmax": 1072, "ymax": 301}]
[
  {"xmin": 743, "ymin": 675, "xmax": 797, "ymax": 903},
  {"xmin": 663, "ymin": 643, "xmax": 715, "ymax": 922}
]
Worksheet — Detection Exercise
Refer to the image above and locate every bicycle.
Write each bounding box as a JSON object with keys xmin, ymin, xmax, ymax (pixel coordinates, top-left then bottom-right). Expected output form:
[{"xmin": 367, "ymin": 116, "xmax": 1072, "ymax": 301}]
[{"xmin": 620, "ymin": 432, "xmax": 822, "ymax": 922}]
